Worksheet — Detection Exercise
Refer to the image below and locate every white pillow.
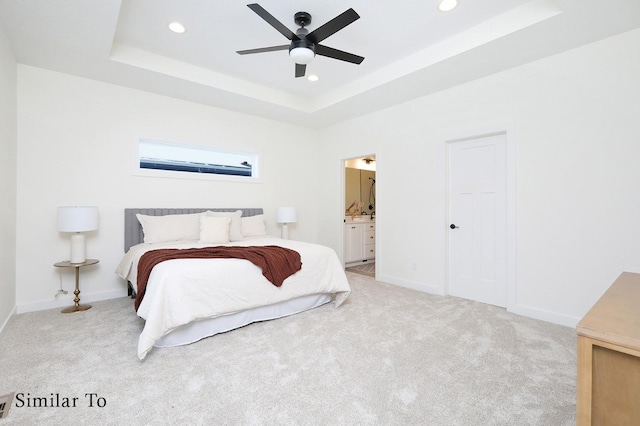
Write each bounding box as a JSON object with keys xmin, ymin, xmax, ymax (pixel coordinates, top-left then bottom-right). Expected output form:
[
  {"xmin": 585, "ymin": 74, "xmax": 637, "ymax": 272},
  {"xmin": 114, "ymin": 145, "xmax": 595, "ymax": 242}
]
[
  {"xmin": 199, "ymin": 216, "xmax": 231, "ymax": 244},
  {"xmin": 241, "ymin": 214, "xmax": 267, "ymax": 238},
  {"xmin": 207, "ymin": 210, "xmax": 243, "ymax": 241},
  {"xmin": 136, "ymin": 213, "xmax": 204, "ymax": 243}
]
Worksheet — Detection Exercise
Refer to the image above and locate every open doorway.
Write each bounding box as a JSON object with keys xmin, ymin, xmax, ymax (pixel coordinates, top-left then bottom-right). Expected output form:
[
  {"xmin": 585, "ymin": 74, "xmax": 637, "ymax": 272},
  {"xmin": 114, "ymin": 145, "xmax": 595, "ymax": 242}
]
[{"xmin": 343, "ymin": 155, "xmax": 376, "ymax": 277}]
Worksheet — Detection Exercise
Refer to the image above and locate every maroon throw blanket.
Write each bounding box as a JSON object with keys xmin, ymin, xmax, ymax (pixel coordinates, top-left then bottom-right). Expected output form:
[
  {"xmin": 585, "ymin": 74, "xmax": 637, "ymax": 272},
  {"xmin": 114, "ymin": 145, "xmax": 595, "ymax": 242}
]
[{"xmin": 134, "ymin": 246, "xmax": 302, "ymax": 311}]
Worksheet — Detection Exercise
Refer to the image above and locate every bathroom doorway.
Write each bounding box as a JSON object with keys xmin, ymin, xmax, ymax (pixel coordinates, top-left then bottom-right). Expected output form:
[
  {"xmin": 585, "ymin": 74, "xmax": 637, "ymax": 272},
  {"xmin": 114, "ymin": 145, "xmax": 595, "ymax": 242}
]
[{"xmin": 343, "ymin": 155, "xmax": 376, "ymax": 277}]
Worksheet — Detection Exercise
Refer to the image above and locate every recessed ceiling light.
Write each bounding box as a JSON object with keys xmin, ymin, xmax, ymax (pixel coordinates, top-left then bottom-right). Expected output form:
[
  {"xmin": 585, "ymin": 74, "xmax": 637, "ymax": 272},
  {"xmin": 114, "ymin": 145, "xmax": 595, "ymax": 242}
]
[
  {"xmin": 438, "ymin": 0, "xmax": 458, "ymax": 12},
  {"xmin": 308, "ymin": 75, "xmax": 319, "ymax": 82},
  {"xmin": 168, "ymin": 22, "xmax": 186, "ymax": 34}
]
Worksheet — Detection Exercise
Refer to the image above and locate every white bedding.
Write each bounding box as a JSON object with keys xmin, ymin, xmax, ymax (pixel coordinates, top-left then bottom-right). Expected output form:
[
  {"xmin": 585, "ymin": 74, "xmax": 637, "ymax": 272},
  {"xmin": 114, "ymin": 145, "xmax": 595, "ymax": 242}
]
[{"xmin": 116, "ymin": 237, "xmax": 350, "ymax": 359}]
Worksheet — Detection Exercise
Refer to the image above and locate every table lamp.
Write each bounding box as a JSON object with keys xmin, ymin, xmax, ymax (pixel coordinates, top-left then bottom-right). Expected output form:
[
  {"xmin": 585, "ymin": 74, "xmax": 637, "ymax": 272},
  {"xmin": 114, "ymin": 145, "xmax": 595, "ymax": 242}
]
[
  {"xmin": 57, "ymin": 206, "xmax": 99, "ymax": 263},
  {"xmin": 276, "ymin": 207, "xmax": 297, "ymax": 240}
]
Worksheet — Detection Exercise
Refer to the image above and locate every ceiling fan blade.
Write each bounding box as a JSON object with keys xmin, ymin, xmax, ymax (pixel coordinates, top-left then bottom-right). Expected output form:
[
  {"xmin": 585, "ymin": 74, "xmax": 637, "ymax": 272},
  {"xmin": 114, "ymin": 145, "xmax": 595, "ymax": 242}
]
[
  {"xmin": 315, "ymin": 45, "xmax": 364, "ymax": 64},
  {"xmin": 295, "ymin": 63, "xmax": 306, "ymax": 78},
  {"xmin": 236, "ymin": 45, "xmax": 290, "ymax": 55},
  {"xmin": 247, "ymin": 4, "xmax": 299, "ymax": 41},
  {"xmin": 306, "ymin": 8, "xmax": 360, "ymax": 44}
]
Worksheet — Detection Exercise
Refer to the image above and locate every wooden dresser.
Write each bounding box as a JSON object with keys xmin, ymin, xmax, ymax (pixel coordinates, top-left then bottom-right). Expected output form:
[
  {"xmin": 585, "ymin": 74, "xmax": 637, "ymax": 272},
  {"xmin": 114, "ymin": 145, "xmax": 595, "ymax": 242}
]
[{"xmin": 576, "ymin": 272, "xmax": 640, "ymax": 425}]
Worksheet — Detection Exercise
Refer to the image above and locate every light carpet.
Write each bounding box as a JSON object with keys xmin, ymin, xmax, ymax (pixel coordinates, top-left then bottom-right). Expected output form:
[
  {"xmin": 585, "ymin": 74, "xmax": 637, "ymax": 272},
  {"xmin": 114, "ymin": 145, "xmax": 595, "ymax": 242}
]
[{"xmin": 0, "ymin": 272, "xmax": 577, "ymax": 425}]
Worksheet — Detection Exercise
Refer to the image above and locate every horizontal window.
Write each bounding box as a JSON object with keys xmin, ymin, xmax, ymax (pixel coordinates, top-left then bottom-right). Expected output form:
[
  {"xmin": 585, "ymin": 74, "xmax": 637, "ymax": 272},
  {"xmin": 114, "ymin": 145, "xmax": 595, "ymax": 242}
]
[{"xmin": 134, "ymin": 139, "xmax": 260, "ymax": 182}]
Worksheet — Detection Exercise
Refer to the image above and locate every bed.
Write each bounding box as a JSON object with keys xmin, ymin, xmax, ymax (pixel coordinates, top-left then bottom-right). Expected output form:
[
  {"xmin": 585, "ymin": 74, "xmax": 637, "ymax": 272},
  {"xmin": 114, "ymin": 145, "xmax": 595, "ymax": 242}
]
[{"xmin": 116, "ymin": 208, "xmax": 351, "ymax": 360}]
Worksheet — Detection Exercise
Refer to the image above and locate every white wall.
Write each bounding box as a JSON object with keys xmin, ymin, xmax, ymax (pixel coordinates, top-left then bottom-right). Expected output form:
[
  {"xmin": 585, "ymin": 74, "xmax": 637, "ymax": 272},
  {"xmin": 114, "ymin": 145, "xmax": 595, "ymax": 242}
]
[
  {"xmin": 0, "ymin": 25, "xmax": 17, "ymax": 330},
  {"xmin": 317, "ymin": 29, "xmax": 640, "ymax": 326},
  {"xmin": 15, "ymin": 65, "xmax": 321, "ymax": 312},
  {"xmin": 11, "ymin": 28, "xmax": 640, "ymax": 328}
]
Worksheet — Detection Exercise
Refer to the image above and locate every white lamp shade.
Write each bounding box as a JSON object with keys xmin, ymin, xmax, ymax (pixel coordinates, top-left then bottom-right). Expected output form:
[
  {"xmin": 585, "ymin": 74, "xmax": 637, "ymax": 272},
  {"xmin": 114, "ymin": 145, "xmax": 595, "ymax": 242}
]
[
  {"xmin": 58, "ymin": 206, "xmax": 99, "ymax": 232},
  {"xmin": 276, "ymin": 207, "xmax": 297, "ymax": 224},
  {"xmin": 289, "ymin": 47, "xmax": 315, "ymax": 64}
]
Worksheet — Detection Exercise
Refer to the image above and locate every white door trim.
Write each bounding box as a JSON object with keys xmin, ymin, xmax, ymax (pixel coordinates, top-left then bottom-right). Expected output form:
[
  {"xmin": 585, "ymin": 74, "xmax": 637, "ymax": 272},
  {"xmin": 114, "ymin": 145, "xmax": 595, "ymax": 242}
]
[
  {"xmin": 441, "ymin": 124, "xmax": 517, "ymax": 312},
  {"xmin": 341, "ymin": 153, "xmax": 377, "ymax": 273}
]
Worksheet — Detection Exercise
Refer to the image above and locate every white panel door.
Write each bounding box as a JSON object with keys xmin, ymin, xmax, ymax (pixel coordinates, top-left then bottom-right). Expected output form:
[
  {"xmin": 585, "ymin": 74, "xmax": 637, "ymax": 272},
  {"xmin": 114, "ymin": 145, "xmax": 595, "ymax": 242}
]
[{"xmin": 448, "ymin": 134, "xmax": 507, "ymax": 307}]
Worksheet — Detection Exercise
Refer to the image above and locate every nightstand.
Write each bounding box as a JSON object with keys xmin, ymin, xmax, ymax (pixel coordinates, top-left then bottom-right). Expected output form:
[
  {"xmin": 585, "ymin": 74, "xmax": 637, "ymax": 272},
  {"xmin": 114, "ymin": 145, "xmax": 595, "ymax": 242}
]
[{"xmin": 54, "ymin": 259, "xmax": 99, "ymax": 313}]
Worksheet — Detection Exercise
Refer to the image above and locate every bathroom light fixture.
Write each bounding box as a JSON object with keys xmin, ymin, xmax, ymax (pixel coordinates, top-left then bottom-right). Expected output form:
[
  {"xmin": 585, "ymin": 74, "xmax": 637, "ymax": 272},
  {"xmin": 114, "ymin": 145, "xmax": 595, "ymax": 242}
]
[
  {"xmin": 276, "ymin": 207, "xmax": 297, "ymax": 240},
  {"xmin": 308, "ymin": 74, "xmax": 319, "ymax": 82},
  {"xmin": 57, "ymin": 206, "xmax": 99, "ymax": 264},
  {"xmin": 168, "ymin": 22, "xmax": 186, "ymax": 33},
  {"xmin": 438, "ymin": 0, "xmax": 458, "ymax": 12}
]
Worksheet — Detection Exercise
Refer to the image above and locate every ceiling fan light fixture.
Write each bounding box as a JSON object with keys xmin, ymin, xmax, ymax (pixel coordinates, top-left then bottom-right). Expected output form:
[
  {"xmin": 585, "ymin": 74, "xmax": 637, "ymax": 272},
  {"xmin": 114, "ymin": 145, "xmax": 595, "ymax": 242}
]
[
  {"xmin": 438, "ymin": 0, "xmax": 458, "ymax": 12},
  {"xmin": 238, "ymin": 5, "xmax": 363, "ymax": 78},
  {"xmin": 289, "ymin": 39, "xmax": 315, "ymax": 64},
  {"xmin": 289, "ymin": 47, "xmax": 315, "ymax": 64}
]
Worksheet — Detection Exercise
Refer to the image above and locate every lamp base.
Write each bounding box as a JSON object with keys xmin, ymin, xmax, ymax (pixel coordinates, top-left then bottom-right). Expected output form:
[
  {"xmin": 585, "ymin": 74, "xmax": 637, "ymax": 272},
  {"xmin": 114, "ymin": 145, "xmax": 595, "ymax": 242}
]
[
  {"xmin": 281, "ymin": 223, "xmax": 289, "ymax": 240},
  {"xmin": 61, "ymin": 304, "xmax": 92, "ymax": 314},
  {"xmin": 69, "ymin": 233, "xmax": 86, "ymax": 264},
  {"xmin": 61, "ymin": 269, "xmax": 91, "ymax": 313}
]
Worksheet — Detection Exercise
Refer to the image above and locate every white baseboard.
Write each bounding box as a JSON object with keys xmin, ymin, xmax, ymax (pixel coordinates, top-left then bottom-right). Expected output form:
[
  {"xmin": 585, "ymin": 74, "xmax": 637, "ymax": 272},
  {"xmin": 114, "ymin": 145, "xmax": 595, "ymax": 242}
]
[
  {"xmin": 377, "ymin": 274, "xmax": 446, "ymax": 296},
  {"xmin": 509, "ymin": 303, "xmax": 580, "ymax": 328},
  {"xmin": 0, "ymin": 305, "xmax": 17, "ymax": 338},
  {"xmin": 16, "ymin": 289, "xmax": 128, "ymax": 314},
  {"xmin": 377, "ymin": 274, "xmax": 580, "ymax": 328}
]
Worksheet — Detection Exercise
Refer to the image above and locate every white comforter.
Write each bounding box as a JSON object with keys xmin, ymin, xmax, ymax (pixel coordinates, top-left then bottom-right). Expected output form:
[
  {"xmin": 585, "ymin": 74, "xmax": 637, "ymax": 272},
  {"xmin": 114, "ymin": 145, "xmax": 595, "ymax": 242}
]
[{"xmin": 116, "ymin": 237, "xmax": 350, "ymax": 359}]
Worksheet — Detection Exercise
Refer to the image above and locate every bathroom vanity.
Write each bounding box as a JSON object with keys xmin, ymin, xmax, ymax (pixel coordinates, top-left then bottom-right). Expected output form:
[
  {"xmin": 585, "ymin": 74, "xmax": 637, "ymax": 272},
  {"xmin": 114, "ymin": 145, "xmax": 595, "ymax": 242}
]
[{"xmin": 344, "ymin": 216, "xmax": 375, "ymax": 266}]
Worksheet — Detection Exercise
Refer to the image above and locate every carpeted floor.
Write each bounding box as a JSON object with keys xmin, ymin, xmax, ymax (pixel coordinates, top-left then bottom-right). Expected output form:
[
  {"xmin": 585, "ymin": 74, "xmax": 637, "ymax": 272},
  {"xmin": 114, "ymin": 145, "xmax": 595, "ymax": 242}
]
[{"xmin": 0, "ymin": 272, "xmax": 577, "ymax": 425}]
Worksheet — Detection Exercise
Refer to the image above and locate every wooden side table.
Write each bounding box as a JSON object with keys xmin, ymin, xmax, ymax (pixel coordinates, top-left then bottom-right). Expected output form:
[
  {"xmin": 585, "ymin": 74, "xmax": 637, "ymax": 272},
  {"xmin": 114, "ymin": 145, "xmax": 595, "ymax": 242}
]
[{"xmin": 54, "ymin": 259, "xmax": 99, "ymax": 313}]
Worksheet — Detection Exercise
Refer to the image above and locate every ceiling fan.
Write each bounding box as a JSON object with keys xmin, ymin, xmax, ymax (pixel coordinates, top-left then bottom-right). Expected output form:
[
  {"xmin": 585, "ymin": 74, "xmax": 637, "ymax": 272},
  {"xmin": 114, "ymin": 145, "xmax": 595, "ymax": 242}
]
[{"xmin": 236, "ymin": 3, "xmax": 365, "ymax": 78}]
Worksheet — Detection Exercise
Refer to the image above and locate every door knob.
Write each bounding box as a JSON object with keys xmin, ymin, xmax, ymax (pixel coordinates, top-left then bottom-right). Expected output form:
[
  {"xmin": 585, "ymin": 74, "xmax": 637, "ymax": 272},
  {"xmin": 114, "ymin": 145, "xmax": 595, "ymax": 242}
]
[{"xmin": 450, "ymin": 224, "xmax": 459, "ymax": 229}]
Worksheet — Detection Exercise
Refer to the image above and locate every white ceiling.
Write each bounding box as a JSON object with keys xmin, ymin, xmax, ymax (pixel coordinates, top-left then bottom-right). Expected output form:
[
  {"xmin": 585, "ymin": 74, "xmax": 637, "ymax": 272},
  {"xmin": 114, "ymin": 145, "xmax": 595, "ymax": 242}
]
[{"xmin": 1, "ymin": 0, "xmax": 639, "ymax": 128}]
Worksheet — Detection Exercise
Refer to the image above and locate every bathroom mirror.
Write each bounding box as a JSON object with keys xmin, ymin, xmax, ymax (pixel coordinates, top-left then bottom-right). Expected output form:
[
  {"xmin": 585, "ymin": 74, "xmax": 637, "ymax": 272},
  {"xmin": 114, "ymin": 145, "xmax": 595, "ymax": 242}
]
[{"xmin": 345, "ymin": 167, "xmax": 376, "ymax": 216}]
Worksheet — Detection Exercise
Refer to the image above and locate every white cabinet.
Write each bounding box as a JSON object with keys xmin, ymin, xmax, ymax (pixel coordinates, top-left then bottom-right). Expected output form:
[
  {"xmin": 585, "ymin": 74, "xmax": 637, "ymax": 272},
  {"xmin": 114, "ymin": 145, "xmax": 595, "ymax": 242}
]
[
  {"xmin": 345, "ymin": 221, "xmax": 375, "ymax": 265},
  {"xmin": 364, "ymin": 222, "xmax": 375, "ymax": 260},
  {"xmin": 345, "ymin": 223, "xmax": 364, "ymax": 263}
]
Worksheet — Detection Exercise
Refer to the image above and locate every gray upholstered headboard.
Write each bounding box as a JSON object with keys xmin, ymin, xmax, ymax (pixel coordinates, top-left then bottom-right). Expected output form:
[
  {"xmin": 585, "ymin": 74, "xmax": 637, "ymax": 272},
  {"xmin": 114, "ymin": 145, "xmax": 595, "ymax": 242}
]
[{"xmin": 124, "ymin": 208, "xmax": 263, "ymax": 252}]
